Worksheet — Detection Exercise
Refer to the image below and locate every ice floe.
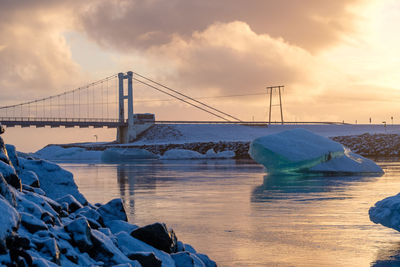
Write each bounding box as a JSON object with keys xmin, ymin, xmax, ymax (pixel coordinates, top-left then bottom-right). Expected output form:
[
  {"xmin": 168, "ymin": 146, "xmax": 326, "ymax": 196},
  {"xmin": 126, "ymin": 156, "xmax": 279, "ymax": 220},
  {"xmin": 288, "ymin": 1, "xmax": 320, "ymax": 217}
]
[{"xmin": 249, "ymin": 129, "xmax": 383, "ymax": 174}]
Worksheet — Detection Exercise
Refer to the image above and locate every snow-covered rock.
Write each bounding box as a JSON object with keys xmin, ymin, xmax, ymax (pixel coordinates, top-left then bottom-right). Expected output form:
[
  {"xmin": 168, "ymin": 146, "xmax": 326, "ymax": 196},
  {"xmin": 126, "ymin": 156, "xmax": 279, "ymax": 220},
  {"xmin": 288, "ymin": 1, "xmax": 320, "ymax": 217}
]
[
  {"xmin": 19, "ymin": 158, "xmax": 87, "ymax": 205},
  {"xmin": 249, "ymin": 129, "xmax": 383, "ymax": 174},
  {"xmin": 101, "ymin": 147, "xmax": 159, "ymax": 162},
  {"xmin": 369, "ymin": 193, "xmax": 400, "ymax": 232},
  {"xmin": 0, "ymin": 196, "xmax": 19, "ymax": 253},
  {"xmin": 97, "ymin": 198, "xmax": 128, "ymax": 223},
  {"xmin": 130, "ymin": 222, "xmax": 177, "ymax": 254}
]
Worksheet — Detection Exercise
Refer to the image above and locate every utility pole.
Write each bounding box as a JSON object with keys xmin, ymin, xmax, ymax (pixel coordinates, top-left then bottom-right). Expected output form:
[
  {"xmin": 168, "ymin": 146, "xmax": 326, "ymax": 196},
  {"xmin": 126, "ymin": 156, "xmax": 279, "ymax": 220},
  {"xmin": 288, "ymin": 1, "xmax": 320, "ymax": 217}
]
[{"xmin": 266, "ymin": 85, "xmax": 284, "ymax": 125}]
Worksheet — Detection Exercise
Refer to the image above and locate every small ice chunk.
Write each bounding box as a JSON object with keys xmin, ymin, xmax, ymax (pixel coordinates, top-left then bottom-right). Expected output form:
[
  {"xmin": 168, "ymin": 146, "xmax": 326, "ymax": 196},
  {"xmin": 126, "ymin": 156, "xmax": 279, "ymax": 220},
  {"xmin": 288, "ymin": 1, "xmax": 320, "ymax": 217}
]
[
  {"xmin": 101, "ymin": 148, "xmax": 158, "ymax": 162},
  {"xmin": 161, "ymin": 149, "xmax": 204, "ymax": 160},
  {"xmin": 369, "ymin": 193, "xmax": 400, "ymax": 232},
  {"xmin": 34, "ymin": 145, "xmax": 101, "ymax": 161}
]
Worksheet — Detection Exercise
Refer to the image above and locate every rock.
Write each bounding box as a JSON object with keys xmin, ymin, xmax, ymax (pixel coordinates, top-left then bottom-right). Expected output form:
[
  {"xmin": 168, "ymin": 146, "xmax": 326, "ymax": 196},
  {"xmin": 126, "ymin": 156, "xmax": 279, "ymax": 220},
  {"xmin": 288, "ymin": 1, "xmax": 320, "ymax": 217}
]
[
  {"xmin": 89, "ymin": 229, "xmax": 134, "ymax": 266},
  {"xmin": 75, "ymin": 206, "xmax": 104, "ymax": 227},
  {"xmin": 105, "ymin": 220, "xmax": 139, "ymax": 235},
  {"xmin": 0, "ymin": 160, "xmax": 21, "ymax": 190},
  {"xmin": 128, "ymin": 252, "xmax": 162, "ymax": 267},
  {"xmin": 56, "ymin": 194, "xmax": 83, "ymax": 213},
  {"xmin": 0, "ymin": 196, "xmax": 19, "ymax": 253},
  {"xmin": 0, "ymin": 174, "xmax": 16, "ymax": 207},
  {"xmin": 64, "ymin": 218, "xmax": 93, "ymax": 252},
  {"xmin": 130, "ymin": 222, "xmax": 177, "ymax": 254},
  {"xmin": 5, "ymin": 144, "xmax": 19, "ymax": 169},
  {"xmin": 32, "ymin": 237, "xmax": 60, "ymax": 264},
  {"xmin": 19, "ymin": 170, "xmax": 40, "ymax": 188},
  {"xmin": 171, "ymin": 252, "xmax": 205, "ymax": 267},
  {"xmin": 0, "ymin": 124, "xmax": 4, "ymax": 135},
  {"xmin": 18, "ymin": 158, "xmax": 87, "ymax": 205},
  {"xmin": 6, "ymin": 235, "xmax": 32, "ymax": 266},
  {"xmin": 115, "ymin": 231, "xmax": 176, "ymax": 267},
  {"xmin": 20, "ymin": 212, "xmax": 48, "ymax": 233},
  {"xmin": 97, "ymin": 198, "xmax": 127, "ymax": 223}
]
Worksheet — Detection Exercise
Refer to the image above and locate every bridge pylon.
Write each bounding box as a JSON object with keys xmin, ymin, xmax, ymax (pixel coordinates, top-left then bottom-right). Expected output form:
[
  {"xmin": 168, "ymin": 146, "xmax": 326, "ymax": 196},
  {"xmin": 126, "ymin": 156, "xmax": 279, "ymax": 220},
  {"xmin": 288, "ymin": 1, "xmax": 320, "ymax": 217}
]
[{"xmin": 117, "ymin": 71, "xmax": 136, "ymax": 143}]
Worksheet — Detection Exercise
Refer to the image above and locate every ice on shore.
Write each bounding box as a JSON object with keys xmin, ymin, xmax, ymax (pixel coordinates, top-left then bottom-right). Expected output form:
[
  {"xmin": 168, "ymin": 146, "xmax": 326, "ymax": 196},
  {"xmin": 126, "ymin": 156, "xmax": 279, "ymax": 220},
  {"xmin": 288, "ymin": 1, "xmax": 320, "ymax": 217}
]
[
  {"xmin": 101, "ymin": 148, "xmax": 159, "ymax": 162},
  {"xmin": 249, "ymin": 129, "xmax": 383, "ymax": 174},
  {"xmin": 161, "ymin": 149, "xmax": 235, "ymax": 160},
  {"xmin": 35, "ymin": 146, "xmax": 101, "ymax": 161},
  {"xmin": 33, "ymin": 145, "xmax": 236, "ymax": 162}
]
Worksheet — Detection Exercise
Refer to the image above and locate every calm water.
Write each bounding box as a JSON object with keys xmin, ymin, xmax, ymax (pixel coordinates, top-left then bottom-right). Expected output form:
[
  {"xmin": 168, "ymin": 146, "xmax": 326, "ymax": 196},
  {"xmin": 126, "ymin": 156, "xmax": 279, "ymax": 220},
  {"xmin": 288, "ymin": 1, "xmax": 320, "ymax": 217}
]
[{"xmin": 60, "ymin": 160, "xmax": 400, "ymax": 267}]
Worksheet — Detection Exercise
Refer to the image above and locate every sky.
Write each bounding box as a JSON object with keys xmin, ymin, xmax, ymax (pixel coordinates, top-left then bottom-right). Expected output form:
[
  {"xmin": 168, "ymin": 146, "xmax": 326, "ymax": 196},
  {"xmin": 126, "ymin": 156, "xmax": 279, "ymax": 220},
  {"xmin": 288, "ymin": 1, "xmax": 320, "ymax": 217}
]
[{"xmin": 1, "ymin": 0, "xmax": 400, "ymax": 151}]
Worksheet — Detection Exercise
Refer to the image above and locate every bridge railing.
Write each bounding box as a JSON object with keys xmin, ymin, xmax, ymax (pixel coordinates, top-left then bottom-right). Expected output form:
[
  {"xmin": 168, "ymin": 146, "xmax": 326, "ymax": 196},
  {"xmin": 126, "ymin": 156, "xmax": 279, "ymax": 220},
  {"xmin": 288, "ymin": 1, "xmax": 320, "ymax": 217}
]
[{"xmin": 0, "ymin": 117, "xmax": 120, "ymax": 123}]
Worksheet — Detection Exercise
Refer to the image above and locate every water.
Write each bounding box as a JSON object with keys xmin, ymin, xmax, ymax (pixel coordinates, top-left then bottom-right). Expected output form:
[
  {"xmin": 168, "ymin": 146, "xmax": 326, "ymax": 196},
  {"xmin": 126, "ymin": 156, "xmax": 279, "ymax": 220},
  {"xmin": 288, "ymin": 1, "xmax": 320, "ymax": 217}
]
[{"xmin": 60, "ymin": 159, "xmax": 400, "ymax": 266}]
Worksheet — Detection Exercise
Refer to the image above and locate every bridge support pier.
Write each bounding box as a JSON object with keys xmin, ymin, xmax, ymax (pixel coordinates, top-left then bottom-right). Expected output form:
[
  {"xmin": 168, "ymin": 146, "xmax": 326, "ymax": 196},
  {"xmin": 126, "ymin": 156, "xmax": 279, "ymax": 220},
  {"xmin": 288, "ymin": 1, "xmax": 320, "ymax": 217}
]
[{"xmin": 117, "ymin": 71, "xmax": 137, "ymax": 143}]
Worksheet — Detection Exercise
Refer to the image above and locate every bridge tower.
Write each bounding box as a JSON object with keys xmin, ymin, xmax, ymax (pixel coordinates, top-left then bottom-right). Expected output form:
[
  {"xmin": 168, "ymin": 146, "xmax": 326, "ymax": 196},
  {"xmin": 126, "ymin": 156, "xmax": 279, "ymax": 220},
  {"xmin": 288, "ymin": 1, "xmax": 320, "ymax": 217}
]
[{"xmin": 117, "ymin": 71, "xmax": 136, "ymax": 143}]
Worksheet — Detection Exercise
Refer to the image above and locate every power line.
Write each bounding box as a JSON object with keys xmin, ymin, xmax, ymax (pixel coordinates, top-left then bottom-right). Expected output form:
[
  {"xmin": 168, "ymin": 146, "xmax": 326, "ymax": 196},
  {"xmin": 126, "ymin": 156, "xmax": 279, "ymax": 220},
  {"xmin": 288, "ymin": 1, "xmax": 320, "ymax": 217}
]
[
  {"xmin": 132, "ymin": 71, "xmax": 242, "ymax": 122},
  {"xmin": 133, "ymin": 77, "xmax": 232, "ymax": 122},
  {"xmin": 133, "ymin": 92, "xmax": 266, "ymax": 103}
]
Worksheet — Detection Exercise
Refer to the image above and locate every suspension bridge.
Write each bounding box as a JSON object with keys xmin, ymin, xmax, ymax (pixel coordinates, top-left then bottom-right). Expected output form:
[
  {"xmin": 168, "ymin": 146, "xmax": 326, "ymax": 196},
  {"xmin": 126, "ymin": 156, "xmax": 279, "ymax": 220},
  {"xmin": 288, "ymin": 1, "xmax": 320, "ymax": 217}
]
[{"xmin": 0, "ymin": 71, "xmax": 247, "ymax": 143}]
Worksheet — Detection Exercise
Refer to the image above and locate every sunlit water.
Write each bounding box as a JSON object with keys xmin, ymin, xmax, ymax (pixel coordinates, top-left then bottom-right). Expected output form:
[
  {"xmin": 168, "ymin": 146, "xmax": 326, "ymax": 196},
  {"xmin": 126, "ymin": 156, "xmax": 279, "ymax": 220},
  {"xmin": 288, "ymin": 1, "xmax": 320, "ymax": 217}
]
[{"xmin": 59, "ymin": 159, "xmax": 400, "ymax": 266}]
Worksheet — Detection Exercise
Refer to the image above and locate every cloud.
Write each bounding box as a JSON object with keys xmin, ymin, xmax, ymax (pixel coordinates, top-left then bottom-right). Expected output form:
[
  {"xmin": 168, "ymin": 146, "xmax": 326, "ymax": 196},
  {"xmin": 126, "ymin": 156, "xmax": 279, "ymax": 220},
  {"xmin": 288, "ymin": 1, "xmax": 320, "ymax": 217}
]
[
  {"xmin": 79, "ymin": 0, "xmax": 366, "ymax": 52},
  {"xmin": 0, "ymin": 1, "xmax": 82, "ymax": 104}
]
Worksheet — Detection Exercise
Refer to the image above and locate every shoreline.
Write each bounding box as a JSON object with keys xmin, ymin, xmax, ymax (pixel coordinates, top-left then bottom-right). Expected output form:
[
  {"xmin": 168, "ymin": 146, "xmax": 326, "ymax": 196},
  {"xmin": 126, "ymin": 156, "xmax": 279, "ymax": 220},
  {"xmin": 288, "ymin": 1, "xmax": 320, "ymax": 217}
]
[{"xmin": 44, "ymin": 133, "xmax": 400, "ymax": 160}]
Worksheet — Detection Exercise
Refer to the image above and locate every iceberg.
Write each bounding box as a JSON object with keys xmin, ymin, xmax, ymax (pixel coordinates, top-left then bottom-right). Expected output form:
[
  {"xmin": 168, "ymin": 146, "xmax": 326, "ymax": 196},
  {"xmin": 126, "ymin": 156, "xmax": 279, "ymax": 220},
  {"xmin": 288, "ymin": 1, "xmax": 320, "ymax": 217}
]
[
  {"xmin": 249, "ymin": 129, "xmax": 383, "ymax": 174},
  {"xmin": 101, "ymin": 148, "xmax": 159, "ymax": 163},
  {"xmin": 369, "ymin": 193, "xmax": 400, "ymax": 232}
]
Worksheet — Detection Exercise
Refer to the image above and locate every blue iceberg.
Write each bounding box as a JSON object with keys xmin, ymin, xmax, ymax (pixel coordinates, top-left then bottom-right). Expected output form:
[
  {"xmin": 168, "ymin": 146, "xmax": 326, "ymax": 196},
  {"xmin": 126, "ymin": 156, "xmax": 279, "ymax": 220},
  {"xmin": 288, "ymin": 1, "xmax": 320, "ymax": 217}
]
[{"xmin": 249, "ymin": 129, "xmax": 383, "ymax": 174}]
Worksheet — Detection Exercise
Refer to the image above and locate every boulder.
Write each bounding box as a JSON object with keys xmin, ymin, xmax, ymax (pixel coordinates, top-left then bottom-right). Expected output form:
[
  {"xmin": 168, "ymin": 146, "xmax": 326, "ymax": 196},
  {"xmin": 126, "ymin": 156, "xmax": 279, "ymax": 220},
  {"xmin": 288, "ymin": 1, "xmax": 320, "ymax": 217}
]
[
  {"xmin": 105, "ymin": 220, "xmax": 139, "ymax": 235},
  {"xmin": 97, "ymin": 198, "xmax": 127, "ymax": 223},
  {"xmin": 130, "ymin": 222, "xmax": 177, "ymax": 254},
  {"xmin": 56, "ymin": 194, "xmax": 83, "ymax": 213},
  {"xmin": 89, "ymin": 229, "xmax": 134, "ymax": 266},
  {"xmin": 19, "ymin": 170, "xmax": 40, "ymax": 188},
  {"xmin": 128, "ymin": 252, "xmax": 162, "ymax": 267},
  {"xmin": 0, "ymin": 160, "xmax": 21, "ymax": 190},
  {"xmin": 0, "ymin": 174, "xmax": 16, "ymax": 207},
  {"xmin": 171, "ymin": 252, "xmax": 205, "ymax": 267},
  {"xmin": 64, "ymin": 218, "xmax": 93, "ymax": 252},
  {"xmin": 20, "ymin": 212, "xmax": 48, "ymax": 233},
  {"xmin": 0, "ymin": 196, "xmax": 19, "ymax": 253},
  {"xmin": 32, "ymin": 237, "xmax": 60, "ymax": 264},
  {"xmin": 115, "ymin": 231, "xmax": 176, "ymax": 267},
  {"xmin": 5, "ymin": 144, "xmax": 19, "ymax": 169}
]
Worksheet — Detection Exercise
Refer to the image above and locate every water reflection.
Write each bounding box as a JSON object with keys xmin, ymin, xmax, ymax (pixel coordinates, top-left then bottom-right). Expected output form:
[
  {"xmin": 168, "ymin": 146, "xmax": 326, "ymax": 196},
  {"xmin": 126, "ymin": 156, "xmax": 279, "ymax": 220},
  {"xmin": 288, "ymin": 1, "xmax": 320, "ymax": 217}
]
[
  {"xmin": 252, "ymin": 173, "xmax": 381, "ymax": 202},
  {"xmin": 372, "ymin": 242, "xmax": 400, "ymax": 266}
]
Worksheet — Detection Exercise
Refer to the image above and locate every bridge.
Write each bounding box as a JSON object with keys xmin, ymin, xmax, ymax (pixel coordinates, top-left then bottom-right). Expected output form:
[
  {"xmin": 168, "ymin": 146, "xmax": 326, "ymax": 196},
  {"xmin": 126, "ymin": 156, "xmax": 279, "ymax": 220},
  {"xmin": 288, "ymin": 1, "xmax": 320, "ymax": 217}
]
[{"xmin": 0, "ymin": 71, "xmax": 248, "ymax": 143}]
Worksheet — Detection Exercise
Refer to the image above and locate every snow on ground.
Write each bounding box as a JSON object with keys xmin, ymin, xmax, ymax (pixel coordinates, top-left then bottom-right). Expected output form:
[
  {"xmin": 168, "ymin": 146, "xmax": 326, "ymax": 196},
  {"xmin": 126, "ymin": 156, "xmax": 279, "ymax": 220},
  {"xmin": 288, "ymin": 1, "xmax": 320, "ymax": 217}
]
[
  {"xmin": 130, "ymin": 124, "xmax": 399, "ymax": 145},
  {"xmin": 249, "ymin": 129, "xmax": 383, "ymax": 174}
]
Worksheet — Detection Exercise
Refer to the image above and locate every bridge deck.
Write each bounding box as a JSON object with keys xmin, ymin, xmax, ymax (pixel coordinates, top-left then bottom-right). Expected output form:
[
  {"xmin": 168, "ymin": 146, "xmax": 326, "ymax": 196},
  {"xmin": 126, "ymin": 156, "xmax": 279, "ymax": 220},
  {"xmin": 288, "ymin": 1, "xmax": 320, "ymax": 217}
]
[{"xmin": 0, "ymin": 118, "xmax": 125, "ymax": 128}]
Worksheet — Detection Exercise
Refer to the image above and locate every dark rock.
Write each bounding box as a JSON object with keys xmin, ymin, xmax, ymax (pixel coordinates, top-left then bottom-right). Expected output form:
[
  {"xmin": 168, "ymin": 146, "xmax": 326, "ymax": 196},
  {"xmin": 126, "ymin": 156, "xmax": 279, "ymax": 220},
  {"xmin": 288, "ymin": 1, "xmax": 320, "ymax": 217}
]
[
  {"xmin": 5, "ymin": 144, "xmax": 19, "ymax": 169},
  {"xmin": 32, "ymin": 237, "xmax": 60, "ymax": 264},
  {"xmin": 130, "ymin": 222, "xmax": 178, "ymax": 254},
  {"xmin": 128, "ymin": 252, "xmax": 162, "ymax": 267},
  {"xmin": 90, "ymin": 229, "xmax": 133, "ymax": 265},
  {"xmin": 19, "ymin": 170, "xmax": 40, "ymax": 188},
  {"xmin": 56, "ymin": 194, "xmax": 83, "ymax": 213},
  {"xmin": 75, "ymin": 206, "xmax": 104, "ymax": 227},
  {"xmin": 64, "ymin": 217, "xmax": 93, "ymax": 252},
  {"xmin": 20, "ymin": 212, "xmax": 48, "ymax": 233},
  {"xmin": 0, "ymin": 174, "xmax": 16, "ymax": 207},
  {"xmin": 171, "ymin": 251, "xmax": 205, "ymax": 267},
  {"xmin": 97, "ymin": 198, "xmax": 127, "ymax": 223}
]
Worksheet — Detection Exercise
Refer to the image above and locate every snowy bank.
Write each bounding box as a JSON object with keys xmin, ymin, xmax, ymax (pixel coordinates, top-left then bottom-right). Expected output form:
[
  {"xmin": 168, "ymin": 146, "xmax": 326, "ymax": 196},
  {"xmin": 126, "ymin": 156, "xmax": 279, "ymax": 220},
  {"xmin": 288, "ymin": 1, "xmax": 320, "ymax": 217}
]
[
  {"xmin": 0, "ymin": 135, "xmax": 216, "ymax": 266},
  {"xmin": 249, "ymin": 129, "xmax": 383, "ymax": 174}
]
